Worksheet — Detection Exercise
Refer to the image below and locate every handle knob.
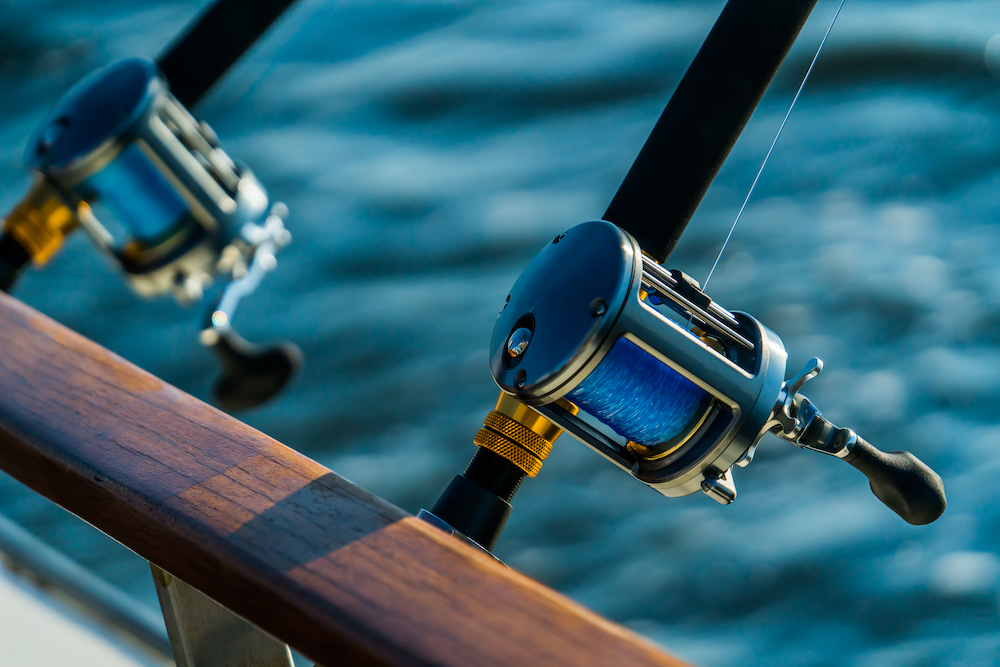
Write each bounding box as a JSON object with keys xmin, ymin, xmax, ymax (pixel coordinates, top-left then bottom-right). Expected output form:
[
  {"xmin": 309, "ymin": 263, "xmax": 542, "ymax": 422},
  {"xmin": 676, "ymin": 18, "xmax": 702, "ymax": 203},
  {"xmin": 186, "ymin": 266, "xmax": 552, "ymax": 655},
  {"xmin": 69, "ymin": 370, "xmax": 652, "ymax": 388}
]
[
  {"xmin": 209, "ymin": 329, "xmax": 301, "ymax": 411},
  {"xmin": 844, "ymin": 436, "xmax": 946, "ymax": 525}
]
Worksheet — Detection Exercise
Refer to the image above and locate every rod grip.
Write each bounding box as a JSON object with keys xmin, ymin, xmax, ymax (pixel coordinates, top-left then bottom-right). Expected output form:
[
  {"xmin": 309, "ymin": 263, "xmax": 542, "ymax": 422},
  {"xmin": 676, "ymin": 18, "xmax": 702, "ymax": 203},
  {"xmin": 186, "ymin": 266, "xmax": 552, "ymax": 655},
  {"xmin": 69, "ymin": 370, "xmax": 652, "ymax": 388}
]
[{"xmin": 844, "ymin": 436, "xmax": 946, "ymax": 525}]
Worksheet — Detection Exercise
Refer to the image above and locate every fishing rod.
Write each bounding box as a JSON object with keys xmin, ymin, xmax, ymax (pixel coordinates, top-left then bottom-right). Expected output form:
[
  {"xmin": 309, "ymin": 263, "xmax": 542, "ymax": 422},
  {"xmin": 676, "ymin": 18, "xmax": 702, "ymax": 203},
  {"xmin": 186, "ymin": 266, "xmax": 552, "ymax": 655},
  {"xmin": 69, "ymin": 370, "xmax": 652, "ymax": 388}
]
[
  {"xmin": 0, "ymin": 0, "xmax": 301, "ymax": 411},
  {"xmin": 422, "ymin": 0, "xmax": 947, "ymax": 554}
]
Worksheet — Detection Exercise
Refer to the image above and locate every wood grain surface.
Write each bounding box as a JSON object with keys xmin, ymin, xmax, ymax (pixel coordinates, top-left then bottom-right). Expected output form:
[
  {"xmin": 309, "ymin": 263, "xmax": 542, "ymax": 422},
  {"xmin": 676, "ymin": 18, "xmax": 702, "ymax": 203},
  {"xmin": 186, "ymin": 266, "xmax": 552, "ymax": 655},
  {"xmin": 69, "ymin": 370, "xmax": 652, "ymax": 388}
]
[{"xmin": 0, "ymin": 293, "xmax": 692, "ymax": 667}]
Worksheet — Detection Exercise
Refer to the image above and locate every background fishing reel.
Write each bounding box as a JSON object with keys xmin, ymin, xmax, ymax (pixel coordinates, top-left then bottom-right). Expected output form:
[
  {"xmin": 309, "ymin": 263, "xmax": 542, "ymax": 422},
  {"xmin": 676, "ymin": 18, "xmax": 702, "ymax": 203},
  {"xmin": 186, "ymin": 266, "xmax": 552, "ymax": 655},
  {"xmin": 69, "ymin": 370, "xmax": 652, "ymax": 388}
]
[
  {"xmin": 0, "ymin": 58, "xmax": 299, "ymax": 410},
  {"xmin": 426, "ymin": 220, "xmax": 946, "ymax": 555}
]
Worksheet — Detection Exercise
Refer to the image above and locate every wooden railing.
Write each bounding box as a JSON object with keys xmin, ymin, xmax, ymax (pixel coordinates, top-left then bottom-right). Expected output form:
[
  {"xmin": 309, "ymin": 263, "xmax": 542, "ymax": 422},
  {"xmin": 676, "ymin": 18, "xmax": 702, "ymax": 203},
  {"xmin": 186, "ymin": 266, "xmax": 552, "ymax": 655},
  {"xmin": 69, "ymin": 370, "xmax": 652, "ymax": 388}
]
[{"xmin": 0, "ymin": 292, "xmax": 692, "ymax": 666}]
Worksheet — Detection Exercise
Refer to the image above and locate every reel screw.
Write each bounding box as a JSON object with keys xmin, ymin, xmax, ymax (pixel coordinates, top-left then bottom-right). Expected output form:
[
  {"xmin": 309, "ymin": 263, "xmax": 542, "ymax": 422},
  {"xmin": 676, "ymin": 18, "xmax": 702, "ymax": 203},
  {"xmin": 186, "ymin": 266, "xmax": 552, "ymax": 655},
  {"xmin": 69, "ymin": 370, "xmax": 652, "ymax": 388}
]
[
  {"xmin": 591, "ymin": 299, "xmax": 607, "ymax": 316},
  {"xmin": 36, "ymin": 117, "xmax": 70, "ymax": 156},
  {"xmin": 515, "ymin": 369, "xmax": 527, "ymax": 389}
]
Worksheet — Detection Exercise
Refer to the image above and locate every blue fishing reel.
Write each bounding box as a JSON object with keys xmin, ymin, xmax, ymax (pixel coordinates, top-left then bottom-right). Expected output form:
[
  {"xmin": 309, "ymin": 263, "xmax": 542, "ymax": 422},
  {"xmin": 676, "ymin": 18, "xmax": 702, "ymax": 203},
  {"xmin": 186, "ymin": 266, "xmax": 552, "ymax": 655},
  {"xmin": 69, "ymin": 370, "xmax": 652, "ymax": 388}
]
[
  {"xmin": 490, "ymin": 220, "xmax": 945, "ymax": 524},
  {"xmin": 11, "ymin": 58, "xmax": 299, "ymax": 409}
]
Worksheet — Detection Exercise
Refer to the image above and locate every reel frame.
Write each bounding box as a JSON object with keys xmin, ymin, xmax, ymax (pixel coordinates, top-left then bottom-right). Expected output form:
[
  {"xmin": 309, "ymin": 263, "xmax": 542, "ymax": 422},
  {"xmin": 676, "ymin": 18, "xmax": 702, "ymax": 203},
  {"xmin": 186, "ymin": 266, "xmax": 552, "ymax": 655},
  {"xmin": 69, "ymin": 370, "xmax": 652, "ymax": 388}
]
[
  {"xmin": 26, "ymin": 58, "xmax": 289, "ymax": 307},
  {"xmin": 492, "ymin": 220, "xmax": 787, "ymax": 501}
]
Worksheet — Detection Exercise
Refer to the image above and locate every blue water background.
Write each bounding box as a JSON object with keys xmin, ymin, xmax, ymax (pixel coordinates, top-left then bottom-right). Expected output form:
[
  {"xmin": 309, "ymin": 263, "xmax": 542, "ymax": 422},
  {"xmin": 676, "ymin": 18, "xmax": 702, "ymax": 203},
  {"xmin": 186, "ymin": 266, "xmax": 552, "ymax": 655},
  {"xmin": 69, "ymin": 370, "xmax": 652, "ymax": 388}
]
[{"xmin": 2, "ymin": 0, "xmax": 1000, "ymax": 664}]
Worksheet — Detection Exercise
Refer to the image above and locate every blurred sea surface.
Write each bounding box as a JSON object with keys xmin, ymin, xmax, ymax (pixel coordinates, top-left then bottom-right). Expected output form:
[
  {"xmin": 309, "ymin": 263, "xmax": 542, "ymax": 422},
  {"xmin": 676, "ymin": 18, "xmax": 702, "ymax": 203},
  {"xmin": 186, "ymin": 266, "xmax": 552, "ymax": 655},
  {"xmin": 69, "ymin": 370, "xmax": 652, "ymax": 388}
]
[{"xmin": 1, "ymin": 0, "xmax": 1000, "ymax": 665}]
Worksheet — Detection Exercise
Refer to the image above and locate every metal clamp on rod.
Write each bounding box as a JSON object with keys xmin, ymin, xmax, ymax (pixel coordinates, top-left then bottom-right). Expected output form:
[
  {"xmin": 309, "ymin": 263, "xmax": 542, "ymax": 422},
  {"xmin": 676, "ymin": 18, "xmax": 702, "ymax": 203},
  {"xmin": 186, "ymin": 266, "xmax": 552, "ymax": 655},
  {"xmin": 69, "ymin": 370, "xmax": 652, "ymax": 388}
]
[
  {"xmin": 421, "ymin": 393, "xmax": 571, "ymax": 553},
  {"xmin": 0, "ymin": 178, "xmax": 77, "ymax": 292}
]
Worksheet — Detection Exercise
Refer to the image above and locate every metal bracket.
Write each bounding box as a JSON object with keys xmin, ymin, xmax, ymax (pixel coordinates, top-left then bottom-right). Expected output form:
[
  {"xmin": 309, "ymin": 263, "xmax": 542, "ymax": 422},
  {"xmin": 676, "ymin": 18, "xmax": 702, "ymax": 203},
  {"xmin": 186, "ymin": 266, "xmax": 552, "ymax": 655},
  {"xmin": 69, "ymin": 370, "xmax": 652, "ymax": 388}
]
[
  {"xmin": 199, "ymin": 206, "xmax": 292, "ymax": 347},
  {"xmin": 150, "ymin": 563, "xmax": 293, "ymax": 667},
  {"xmin": 701, "ymin": 467, "xmax": 737, "ymax": 504},
  {"xmin": 767, "ymin": 357, "xmax": 852, "ymax": 459},
  {"xmin": 416, "ymin": 510, "xmax": 505, "ymax": 564}
]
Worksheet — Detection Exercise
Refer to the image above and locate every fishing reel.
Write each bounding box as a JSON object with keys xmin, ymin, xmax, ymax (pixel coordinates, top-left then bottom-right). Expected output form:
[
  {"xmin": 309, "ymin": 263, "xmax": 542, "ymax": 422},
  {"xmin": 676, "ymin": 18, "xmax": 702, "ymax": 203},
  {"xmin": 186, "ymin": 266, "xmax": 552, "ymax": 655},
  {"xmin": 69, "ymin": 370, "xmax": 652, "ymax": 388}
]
[
  {"xmin": 1, "ymin": 58, "xmax": 299, "ymax": 410},
  {"xmin": 425, "ymin": 220, "xmax": 945, "ymax": 553}
]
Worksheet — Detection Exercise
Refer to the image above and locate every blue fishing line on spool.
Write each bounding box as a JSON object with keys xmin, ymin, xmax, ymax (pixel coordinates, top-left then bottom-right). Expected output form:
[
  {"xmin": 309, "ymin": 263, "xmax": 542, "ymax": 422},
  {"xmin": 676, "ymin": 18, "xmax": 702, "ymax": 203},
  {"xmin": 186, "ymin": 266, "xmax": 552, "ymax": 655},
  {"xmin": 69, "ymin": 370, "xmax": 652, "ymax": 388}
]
[{"xmin": 567, "ymin": 338, "xmax": 708, "ymax": 446}]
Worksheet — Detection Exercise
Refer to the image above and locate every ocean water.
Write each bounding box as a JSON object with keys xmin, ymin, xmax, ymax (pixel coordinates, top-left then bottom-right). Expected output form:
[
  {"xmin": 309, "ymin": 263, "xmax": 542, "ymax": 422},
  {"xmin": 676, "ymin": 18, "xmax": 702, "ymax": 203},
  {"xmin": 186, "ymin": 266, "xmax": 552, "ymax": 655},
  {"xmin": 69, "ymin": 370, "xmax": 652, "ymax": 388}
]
[{"xmin": 1, "ymin": 0, "xmax": 1000, "ymax": 664}]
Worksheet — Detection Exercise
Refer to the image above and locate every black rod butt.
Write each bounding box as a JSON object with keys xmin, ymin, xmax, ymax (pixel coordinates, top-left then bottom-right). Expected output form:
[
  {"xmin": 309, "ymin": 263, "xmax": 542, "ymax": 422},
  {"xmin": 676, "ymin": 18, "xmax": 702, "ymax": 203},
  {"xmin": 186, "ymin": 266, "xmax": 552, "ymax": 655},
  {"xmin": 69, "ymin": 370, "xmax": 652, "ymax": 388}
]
[
  {"xmin": 0, "ymin": 234, "xmax": 30, "ymax": 293},
  {"xmin": 430, "ymin": 475, "xmax": 512, "ymax": 552}
]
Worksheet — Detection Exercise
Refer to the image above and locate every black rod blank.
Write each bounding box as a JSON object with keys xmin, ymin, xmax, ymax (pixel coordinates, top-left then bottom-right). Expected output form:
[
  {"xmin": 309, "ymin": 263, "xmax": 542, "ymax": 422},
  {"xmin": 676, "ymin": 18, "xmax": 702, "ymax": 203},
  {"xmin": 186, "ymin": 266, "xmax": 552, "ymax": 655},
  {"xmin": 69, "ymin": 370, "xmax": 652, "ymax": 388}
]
[
  {"xmin": 603, "ymin": 0, "xmax": 819, "ymax": 263},
  {"xmin": 156, "ymin": 0, "xmax": 300, "ymax": 108}
]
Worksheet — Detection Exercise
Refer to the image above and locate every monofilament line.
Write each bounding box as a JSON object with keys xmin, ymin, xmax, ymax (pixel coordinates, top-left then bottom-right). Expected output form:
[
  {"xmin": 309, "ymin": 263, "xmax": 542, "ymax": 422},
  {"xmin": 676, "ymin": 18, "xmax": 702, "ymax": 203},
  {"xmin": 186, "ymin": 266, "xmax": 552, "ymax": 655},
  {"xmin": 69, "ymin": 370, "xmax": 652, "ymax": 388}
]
[{"xmin": 702, "ymin": 0, "xmax": 847, "ymax": 290}]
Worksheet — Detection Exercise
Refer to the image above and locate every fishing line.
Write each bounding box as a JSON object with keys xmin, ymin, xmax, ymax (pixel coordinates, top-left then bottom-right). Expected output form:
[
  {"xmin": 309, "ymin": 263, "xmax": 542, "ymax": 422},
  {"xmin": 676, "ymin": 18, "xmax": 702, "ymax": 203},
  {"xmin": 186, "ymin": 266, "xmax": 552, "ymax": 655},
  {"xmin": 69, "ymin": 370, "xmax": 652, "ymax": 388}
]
[
  {"xmin": 573, "ymin": 1, "xmax": 847, "ymax": 442},
  {"xmin": 209, "ymin": 0, "xmax": 327, "ymax": 113},
  {"xmin": 703, "ymin": 0, "xmax": 846, "ymax": 290},
  {"xmin": 567, "ymin": 337, "xmax": 709, "ymax": 446}
]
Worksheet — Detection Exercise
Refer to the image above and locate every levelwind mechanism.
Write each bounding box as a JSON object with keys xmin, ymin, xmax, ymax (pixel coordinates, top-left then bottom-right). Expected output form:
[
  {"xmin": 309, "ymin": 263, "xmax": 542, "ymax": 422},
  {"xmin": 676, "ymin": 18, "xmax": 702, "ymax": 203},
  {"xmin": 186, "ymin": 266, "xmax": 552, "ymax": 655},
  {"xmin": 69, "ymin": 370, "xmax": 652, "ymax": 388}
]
[
  {"xmin": 0, "ymin": 22, "xmax": 301, "ymax": 412},
  {"xmin": 422, "ymin": 0, "xmax": 946, "ymax": 555}
]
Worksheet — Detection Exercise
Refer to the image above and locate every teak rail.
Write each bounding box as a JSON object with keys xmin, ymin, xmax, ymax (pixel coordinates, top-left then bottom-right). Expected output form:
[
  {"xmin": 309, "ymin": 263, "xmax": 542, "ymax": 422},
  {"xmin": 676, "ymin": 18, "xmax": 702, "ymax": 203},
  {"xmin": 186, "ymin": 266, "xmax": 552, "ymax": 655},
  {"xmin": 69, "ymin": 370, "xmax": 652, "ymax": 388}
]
[{"xmin": 0, "ymin": 292, "xmax": 690, "ymax": 667}]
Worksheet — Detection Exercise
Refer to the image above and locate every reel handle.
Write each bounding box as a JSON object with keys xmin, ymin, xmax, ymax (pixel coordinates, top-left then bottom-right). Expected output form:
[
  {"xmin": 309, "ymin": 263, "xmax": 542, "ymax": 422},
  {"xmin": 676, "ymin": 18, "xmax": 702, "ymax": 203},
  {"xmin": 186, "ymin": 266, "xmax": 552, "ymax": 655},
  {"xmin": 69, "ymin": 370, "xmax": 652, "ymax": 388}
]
[
  {"xmin": 779, "ymin": 359, "xmax": 945, "ymax": 525},
  {"xmin": 208, "ymin": 329, "xmax": 302, "ymax": 411},
  {"xmin": 843, "ymin": 436, "xmax": 946, "ymax": 525}
]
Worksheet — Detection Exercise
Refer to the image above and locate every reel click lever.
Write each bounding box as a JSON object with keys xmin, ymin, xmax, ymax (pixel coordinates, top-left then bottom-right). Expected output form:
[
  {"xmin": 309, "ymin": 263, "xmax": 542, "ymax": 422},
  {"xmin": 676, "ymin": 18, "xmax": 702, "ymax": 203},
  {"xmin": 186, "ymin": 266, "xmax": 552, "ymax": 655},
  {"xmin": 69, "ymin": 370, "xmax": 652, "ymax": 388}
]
[{"xmin": 770, "ymin": 358, "xmax": 946, "ymax": 525}]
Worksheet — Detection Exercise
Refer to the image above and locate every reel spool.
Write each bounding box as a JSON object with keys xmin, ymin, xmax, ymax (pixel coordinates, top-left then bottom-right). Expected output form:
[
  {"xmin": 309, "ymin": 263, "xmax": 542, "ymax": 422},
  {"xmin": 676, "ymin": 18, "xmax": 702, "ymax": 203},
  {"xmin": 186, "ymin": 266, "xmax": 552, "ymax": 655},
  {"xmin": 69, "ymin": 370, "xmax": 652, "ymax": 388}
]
[
  {"xmin": 486, "ymin": 220, "xmax": 945, "ymax": 525},
  {"xmin": 2, "ymin": 58, "xmax": 299, "ymax": 409}
]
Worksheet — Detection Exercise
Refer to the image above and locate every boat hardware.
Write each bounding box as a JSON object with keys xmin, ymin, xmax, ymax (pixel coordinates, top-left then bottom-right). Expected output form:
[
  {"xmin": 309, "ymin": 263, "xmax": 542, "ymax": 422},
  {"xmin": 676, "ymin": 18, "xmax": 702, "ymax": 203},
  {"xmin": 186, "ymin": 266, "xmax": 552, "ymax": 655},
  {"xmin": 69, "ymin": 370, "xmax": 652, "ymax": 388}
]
[
  {"xmin": 0, "ymin": 512, "xmax": 171, "ymax": 658},
  {"xmin": 424, "ymin": 0, "xmax": 946, "ymax": 554},
  {"xmin": 0, "ymin": 292, "xmax": 691, "ymax": 667},
  {"xmin": 151, "ymin": 564, "xmax": 294, "ymax": 667}
]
